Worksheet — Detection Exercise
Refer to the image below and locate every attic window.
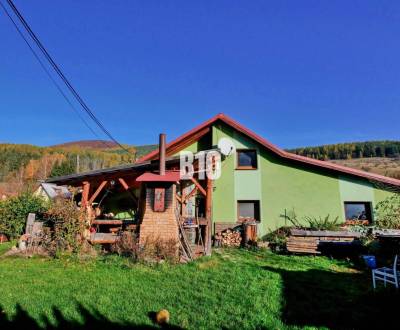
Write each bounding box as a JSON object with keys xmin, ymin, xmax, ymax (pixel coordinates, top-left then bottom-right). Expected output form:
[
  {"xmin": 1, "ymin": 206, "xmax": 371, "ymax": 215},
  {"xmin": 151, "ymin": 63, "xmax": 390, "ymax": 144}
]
[
  {"xmin": 344, "ymin": 202, "xmax": 372, "ymax": 224},
  {"xmin": 237, "ymin": 150, "xmax": 257, "ymax": 169}
]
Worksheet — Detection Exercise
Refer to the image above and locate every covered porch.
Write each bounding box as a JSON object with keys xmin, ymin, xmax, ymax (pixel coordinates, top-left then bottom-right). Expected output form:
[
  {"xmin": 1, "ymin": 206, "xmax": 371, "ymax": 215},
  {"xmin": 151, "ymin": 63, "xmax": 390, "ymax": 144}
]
[{"xmin": 46, "ymin": 149, "xmax": 213, "ymax": 259}]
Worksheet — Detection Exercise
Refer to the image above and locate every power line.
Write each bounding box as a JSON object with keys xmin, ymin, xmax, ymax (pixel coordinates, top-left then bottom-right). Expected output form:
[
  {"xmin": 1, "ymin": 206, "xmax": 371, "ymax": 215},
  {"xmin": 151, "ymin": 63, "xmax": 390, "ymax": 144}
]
[
  {"xmin": 0, "ymin": 1, "xmax": 112, "ymax": 148},
  {"xmin": 5, "ymin": 0, "xmax": 132, "ymax": 154}
]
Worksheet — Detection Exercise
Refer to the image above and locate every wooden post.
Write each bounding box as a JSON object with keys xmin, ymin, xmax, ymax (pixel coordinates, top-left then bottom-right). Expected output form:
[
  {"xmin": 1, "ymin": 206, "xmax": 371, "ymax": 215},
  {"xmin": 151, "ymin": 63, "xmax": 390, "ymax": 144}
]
[
  {"xmin": 81, "ymin": 181, "xmax": 90, "ymax": 209},
  {"xmin": 205, "ymin": 177, "xmax": 213, "ymax": 256}
]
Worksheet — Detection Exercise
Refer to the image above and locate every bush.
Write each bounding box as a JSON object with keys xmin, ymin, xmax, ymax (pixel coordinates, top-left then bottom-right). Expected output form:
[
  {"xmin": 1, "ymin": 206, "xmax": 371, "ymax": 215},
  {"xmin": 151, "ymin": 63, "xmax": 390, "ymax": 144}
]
[
  {"xmin": 111, "ymin": 231, "xmax": 139, "ymax": 259},
  {"xmin": 0, "ymin": 192, "xmax": 48, "ymax": 239},
  {"xmin": 139, "ymin": 236, "xmax": 179, "ymax": 263},
  {"xmin": 44, "ymin": 198, "xmax": 87, "ymax": 255},
  {"xmin": 283, "ymin": 209, "xmax": 340, "ymax": 231},
  {"xmin": 112, "ymin": 234, "xmax": 179, "ymax": 263},
  {"xmin": 375, "ymin": 194, "xmax": 400, "ymax": 229},
  {"xmin": 263, "ymin": 227, "xmax": 291, "ymax": 252},
  {"xmin": 304, "ymin": 215, "xmax": 340, "ymax": 231}
]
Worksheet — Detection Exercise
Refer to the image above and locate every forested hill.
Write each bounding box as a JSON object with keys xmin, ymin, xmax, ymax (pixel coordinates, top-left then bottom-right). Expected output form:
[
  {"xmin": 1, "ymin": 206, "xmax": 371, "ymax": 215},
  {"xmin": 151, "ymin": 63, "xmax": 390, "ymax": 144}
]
[
  {"xmin": 287, "ymin": 141, "xmax": 400, "ymax": 160},
  {"xmin": 0, "ymin": 142, "xmax": 157, "ymax": 196}
]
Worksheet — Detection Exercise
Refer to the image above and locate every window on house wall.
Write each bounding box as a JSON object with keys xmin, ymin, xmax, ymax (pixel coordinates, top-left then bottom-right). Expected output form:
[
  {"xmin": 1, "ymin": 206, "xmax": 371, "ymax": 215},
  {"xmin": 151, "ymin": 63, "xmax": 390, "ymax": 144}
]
[
  {"xmin": 237, "ymin": 200, "xmax": 260, "ymax": 223},
  {"xmin": 237, "ymin": 149, "xmax": 257, "ymax": 169},
  {"xmin": 344, "ymin": 202, "xmax": 372, "ymax": 224}
]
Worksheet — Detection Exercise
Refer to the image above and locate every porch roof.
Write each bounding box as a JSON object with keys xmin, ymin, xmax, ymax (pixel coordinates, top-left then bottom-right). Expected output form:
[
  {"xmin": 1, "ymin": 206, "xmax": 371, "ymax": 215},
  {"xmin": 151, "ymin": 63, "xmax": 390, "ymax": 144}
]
[{"xmin": 45, "ymin": 157, "xmax": 181, "ymax": 186}]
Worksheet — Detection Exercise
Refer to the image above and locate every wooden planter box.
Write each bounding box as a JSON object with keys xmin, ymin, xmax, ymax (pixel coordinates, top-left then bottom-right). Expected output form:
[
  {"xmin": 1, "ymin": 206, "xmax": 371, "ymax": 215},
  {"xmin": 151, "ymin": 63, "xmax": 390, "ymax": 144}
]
[{"xmin": 287, "ymin": 229, "xmax": 361, "ymax": 254}]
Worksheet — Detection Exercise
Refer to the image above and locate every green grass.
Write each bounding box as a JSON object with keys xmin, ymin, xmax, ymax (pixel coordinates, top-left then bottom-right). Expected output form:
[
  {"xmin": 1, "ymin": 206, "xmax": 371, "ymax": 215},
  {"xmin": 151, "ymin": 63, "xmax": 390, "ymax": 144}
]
[{"xmin": 0, "ymin": 247, "xmax": 398, "ymax": 329}]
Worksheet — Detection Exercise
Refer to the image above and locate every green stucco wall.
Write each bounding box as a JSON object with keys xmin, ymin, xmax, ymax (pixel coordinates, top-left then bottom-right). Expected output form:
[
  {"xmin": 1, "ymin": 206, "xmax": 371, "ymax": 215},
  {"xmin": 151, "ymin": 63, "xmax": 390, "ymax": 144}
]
[
  {"xmin": 169, "ymin": 121, "xmax": 398, "ymax": 237},
  {"xmin": 209, "ymin": 122, "xmax": 398, "ymax": 237},
  {"xmin": 259, "ymin": 153, "xmax": 344, "ymax": 235},
  {"xmin": 374, "ymin": 186, "xmax": 395, "ymax": 204}
]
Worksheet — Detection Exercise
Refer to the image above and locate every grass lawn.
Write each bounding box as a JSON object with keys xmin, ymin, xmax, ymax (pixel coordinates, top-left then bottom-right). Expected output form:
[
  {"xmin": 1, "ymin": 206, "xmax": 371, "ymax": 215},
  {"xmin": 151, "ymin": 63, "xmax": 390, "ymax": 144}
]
[{"xmin": 0, "ymin": 244, "xmax": 398, "ymax": 329}]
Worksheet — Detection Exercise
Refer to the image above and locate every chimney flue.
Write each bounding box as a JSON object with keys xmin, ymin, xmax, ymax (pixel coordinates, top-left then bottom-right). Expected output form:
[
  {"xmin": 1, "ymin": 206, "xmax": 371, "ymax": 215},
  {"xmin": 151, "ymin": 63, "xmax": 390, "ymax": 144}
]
[{"xmin": 159, "ymin": 133, "xmax": 166, "ymax": 176}]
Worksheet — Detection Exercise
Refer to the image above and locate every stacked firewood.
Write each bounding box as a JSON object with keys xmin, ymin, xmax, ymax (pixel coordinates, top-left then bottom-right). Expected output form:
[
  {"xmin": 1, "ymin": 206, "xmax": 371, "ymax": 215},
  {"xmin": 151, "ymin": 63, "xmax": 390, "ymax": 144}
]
[{"xmin": 215, "ymin": 229, "xmax": 242, "ymax": 247}]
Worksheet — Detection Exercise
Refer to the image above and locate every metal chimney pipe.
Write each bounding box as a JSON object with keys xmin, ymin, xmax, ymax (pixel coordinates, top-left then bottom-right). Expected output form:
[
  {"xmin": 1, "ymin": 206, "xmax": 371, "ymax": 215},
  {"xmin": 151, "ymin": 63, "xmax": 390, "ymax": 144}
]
[{"xmin": 159, "ymin": 133, "xmax": 166, "ymax": 176}]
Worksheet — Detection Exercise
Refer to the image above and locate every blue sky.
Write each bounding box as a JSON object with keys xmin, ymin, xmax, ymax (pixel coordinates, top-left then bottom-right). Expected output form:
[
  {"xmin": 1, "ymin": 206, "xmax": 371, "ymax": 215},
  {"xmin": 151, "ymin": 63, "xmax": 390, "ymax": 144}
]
[{"xmin": 1, "ymin": 0, "xmax": 399, "ymax": 148}]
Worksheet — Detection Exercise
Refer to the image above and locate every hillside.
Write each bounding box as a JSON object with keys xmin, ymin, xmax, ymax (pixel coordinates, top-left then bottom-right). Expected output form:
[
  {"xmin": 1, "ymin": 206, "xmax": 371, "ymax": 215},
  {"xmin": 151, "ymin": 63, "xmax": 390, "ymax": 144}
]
[
  {"xmin": 51, "ymin": 140, "xmax": 157, "ymax": 157},
  {"xmin": 0, "ymin": 142, "xmax": 157, "ymax": 196},
  {"xmin": 288, "ymin": 141, "xmax": 400, "ymax": 160},
  {"xmin": 288, "ymin": 140, "xmax": 400, "ymax": 180},
  {"xmin": 328, "ymin": 157, "xmax": 400, "ymax": 180}
]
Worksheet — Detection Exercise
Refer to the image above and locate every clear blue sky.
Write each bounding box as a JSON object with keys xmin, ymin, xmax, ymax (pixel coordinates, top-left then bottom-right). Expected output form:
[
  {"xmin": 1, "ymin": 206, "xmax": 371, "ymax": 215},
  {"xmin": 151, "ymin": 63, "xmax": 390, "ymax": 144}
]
[{"xmin": 1, "ymin": 0, "xmax": 399, "ymax": 148}]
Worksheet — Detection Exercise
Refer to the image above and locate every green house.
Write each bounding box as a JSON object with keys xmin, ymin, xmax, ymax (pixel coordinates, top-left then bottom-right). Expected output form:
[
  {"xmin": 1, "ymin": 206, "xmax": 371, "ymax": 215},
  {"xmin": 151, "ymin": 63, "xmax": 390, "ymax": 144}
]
[
  {"xmin": 139, "ymin": 113, "xmax": 400, "ymax": 237},
  {"xmin": 48, "ymin": 113, "xmax": 400, "ymax": 244}
]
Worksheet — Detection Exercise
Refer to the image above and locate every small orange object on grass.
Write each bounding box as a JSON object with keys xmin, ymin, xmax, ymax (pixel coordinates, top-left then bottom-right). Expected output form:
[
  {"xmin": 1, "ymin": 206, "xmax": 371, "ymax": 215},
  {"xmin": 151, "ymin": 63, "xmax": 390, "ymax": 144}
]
[{"xmin": 155, "ymin": 309, "xmax": 170, "ymax": 325}]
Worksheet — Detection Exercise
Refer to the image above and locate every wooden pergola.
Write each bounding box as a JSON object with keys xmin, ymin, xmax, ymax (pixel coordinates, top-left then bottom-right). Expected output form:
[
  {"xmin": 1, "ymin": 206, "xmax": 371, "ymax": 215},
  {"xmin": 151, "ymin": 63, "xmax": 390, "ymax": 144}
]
[{"xmin": 47, "ymin": 156, "xmax": 214, "ymax": 257}]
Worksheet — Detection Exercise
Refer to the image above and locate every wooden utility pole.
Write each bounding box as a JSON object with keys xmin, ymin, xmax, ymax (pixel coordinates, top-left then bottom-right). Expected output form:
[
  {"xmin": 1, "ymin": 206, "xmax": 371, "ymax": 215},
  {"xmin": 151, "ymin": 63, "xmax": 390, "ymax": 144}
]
[{"xmin": 76, "ymin": 154, "xmax": 80, "ymax": 173}]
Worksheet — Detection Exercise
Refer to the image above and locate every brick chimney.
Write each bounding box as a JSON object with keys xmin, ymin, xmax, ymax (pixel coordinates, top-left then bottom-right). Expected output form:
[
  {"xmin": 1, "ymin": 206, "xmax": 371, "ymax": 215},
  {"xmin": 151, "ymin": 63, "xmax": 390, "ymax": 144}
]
[{"xmin": 139, "ymin": 134, "xmax": 179, "ymax": 246}]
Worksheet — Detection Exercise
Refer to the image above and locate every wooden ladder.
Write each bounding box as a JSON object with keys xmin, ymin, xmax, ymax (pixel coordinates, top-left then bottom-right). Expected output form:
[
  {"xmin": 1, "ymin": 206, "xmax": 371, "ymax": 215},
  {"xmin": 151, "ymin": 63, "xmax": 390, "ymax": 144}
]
[{"xmin": 174, "ymin": 208, "xmax": 194, "ymax": 261}]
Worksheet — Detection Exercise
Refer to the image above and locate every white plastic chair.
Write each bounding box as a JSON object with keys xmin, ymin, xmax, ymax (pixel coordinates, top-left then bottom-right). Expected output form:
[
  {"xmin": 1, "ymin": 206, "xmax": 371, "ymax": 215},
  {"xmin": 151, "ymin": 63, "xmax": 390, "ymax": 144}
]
[{"xmin": 372, "ymin": 255, "xmax": 400, "ymax": 289}]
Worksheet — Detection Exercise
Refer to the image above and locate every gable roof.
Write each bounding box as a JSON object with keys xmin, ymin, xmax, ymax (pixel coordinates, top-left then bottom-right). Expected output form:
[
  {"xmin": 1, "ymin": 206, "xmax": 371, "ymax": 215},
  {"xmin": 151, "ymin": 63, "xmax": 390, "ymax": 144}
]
[{"xmin": 138, "ymin": 113, "xmax": 400, "ymax": 187}]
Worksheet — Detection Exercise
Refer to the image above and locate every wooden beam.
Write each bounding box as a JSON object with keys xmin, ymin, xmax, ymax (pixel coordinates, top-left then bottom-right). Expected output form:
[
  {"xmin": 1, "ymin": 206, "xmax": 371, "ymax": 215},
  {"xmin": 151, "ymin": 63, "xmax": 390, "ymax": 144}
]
[
  {"xmin": 175, "ymin": 194, "xmax": 182, "ymax": 204},
  {"xmin": 81, "ymin": 181, "xmax": 90, "ymax": 209},
  {"xmin": 183, "ymin": 186, "xmax": 197, "ymax": 203},
  {"xmin": 118, "ymin": 178, "xmax": 138, "ymax": 205},
  {"xmin": 118, "ymin": 178, "xmax": 130, "ymax": 190},
  {"xmin": 205, "ymin": 178, "xmax": 213, "ymax": 256},
  {"xmin": 190, "ymin": 177, "xmax": 206, "ymax": 197},
  {"xmin": 88, "ymin": 180, "xmax": 107, "ymax": 205}
]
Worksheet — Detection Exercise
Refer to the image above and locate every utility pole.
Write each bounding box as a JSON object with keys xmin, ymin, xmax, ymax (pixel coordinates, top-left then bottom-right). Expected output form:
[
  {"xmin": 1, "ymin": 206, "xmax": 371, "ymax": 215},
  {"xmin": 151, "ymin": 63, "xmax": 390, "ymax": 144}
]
[{"xmin": 76, "ymin": 154, "xmax": 80, "ymax": 173}]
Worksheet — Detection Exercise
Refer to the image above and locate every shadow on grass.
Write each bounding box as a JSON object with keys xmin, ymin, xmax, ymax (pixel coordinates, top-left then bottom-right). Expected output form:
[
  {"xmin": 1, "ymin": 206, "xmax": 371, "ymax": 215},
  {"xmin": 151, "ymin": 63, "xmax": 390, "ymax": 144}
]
[
  {"xmin": 263, "ymin": 265, "xmax": 400, "ymax": 329},
  {"xmin": 0, "ymin": 303, "xmax": 183, "ymax": 330}
]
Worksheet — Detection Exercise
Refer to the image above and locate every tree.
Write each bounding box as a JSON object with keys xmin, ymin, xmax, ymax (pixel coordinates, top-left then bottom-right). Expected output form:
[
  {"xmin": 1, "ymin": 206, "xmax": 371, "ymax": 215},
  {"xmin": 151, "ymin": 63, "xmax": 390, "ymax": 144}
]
[
  {"xmin": 0, "ymin": 192, "xmax": 48, "ymax": 239},
  {"xmin": 50, "ymin": 160, "xmax": 75, "ymax": 178},
  {"xmin": 375, "ymin": 194, "xmax": 400, "ymax": 229}
]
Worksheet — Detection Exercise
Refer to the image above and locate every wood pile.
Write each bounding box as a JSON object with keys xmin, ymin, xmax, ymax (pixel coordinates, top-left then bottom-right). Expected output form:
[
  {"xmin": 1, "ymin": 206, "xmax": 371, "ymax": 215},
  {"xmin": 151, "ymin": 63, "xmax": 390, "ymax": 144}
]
[
  {"xmin": 215, "ymin": 229, "xmax": 242, "ymax": 247},
  {"xmin": 286, "ymin": 229, "xmax": 361, "ymax": 254},
  {"xmin": 286, "ymin": 236, "xmax": 320, "ymax": 254}
]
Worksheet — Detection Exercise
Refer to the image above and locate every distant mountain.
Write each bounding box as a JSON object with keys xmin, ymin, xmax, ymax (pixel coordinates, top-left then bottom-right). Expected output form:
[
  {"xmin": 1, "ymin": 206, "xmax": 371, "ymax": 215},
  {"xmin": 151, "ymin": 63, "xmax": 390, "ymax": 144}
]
[{"xmin": 52, "ymin": 140, "xmax": 119, "ymax": 149}]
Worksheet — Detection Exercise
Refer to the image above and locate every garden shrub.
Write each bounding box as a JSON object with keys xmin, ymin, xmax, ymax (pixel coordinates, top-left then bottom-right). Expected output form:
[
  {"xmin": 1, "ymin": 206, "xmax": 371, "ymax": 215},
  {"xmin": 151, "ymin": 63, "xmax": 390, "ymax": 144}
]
[
  {"xmin": 0, "ymin": 192, "xmax": 48, "ymax": 239},
  {"xmin": 283, "ymin": 209, "xmax": 340, "ymax": 231},
  {"xmin": 111, "ymin": 233, "xmax": 179, "ymax": 263},
  {"xmin": 44, "ymin": 198, "xmax": 87, "ymax": 255},
  {"xmin": 139, "ymin": 236, "xmax": 179, "ymax": 263},
  {"xmin": 263, "ymin": 226, "xmax": 291, "ymax": 252},
  {"xmin": 111, "ymin": 231, "xmax": 139, "ymax": 259},
  {"xmin": 374, "ymin": 194, "xmax": 400, "ymax": 229},
  {"xmin": 304, "ymin": 214, "xmax": 340, "ymax": 231}
]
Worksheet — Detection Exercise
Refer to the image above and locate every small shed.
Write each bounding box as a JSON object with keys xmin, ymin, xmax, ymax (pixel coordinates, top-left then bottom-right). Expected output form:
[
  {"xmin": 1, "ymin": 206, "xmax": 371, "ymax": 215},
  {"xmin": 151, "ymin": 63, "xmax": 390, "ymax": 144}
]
[{"xmin": 34, "ymin": 183, "xmax": 72, "ymax": 201}]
